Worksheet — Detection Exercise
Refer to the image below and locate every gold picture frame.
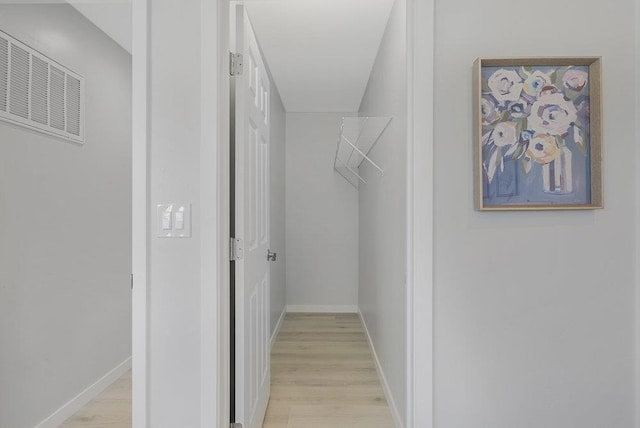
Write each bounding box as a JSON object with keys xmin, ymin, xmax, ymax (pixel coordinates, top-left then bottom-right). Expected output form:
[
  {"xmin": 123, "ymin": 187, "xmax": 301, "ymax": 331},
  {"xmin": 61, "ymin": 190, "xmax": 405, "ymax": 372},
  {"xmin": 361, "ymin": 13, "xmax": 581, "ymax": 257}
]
[{"xmin": 473, "ymin": 57, "xmax": 603, "ymax": 211}]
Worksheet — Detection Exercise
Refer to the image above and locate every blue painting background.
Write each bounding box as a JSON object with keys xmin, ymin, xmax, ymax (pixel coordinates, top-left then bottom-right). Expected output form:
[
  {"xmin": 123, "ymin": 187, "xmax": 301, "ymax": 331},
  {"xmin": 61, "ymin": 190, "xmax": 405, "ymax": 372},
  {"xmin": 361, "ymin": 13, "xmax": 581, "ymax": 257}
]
[{"xmin": 482, "ymin": 145, "xmax": 591, "ymax": 205}]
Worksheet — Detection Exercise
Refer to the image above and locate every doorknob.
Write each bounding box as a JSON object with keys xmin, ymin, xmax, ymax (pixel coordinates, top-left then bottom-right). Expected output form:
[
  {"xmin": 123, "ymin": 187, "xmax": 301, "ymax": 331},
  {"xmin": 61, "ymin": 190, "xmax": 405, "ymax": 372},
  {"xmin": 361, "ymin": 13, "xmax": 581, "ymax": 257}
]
[{"xmin": 267, "ymin": 250, "xmax": 277, "ymax": 262}]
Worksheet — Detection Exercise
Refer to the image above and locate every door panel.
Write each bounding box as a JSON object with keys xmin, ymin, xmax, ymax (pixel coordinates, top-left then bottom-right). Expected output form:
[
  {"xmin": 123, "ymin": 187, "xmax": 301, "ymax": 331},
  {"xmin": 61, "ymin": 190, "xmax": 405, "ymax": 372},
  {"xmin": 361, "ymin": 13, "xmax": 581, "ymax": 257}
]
[{"xmin": 233, "ymin": 5, "xmax": 270, "ymax": 428}]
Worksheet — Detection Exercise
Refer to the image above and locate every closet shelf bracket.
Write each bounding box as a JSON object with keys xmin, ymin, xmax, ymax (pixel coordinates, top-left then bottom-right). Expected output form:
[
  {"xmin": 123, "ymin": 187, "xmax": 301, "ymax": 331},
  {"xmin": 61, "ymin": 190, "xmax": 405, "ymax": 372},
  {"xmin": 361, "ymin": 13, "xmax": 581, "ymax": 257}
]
[{"xmin": 333, "ymin": 116, "xmax": 392, "ymax": 189}]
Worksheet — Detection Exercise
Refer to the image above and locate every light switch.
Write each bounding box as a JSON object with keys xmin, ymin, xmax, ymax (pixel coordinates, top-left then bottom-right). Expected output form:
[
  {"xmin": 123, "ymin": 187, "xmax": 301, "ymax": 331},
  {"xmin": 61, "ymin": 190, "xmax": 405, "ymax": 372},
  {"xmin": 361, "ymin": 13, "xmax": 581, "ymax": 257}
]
[
  {"xmin": 157, "ymin": 204, "xmax": 175, "ymax": 237},
  {"xmin": 175, "ymin": 210, "xmax": 185, "ymax": 230},
  {"xmin": 162, "ymin": 210, "xmax": 172, "ymax": 230},
  {"xmin": 173, "ymin": 204, "xmax": 191, "ymax": 237}
]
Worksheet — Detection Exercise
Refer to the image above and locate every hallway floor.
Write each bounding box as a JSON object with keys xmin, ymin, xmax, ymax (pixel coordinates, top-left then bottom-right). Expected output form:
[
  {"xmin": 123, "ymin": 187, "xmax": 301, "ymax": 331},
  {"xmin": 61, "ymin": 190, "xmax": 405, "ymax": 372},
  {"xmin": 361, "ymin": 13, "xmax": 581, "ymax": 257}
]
[
  {"xmin": 263, "ymin": 313, "xmax": 395, "ymax": 428},
  {"xmin": 61, "ymin": 370, "xmax": 131, "ymax": 427},
  {"xmin": 62, "ymin": 313, "xmax": 394, "ymax": 427}
]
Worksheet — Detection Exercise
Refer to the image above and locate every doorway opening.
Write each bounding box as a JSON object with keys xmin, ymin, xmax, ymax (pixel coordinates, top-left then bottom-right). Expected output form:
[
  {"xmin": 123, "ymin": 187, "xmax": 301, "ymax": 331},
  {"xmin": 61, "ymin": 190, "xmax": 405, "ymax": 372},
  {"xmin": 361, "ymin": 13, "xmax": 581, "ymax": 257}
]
[{"xmin": 229, "ymin": 1, "xmax": 409, "ymax": 427}]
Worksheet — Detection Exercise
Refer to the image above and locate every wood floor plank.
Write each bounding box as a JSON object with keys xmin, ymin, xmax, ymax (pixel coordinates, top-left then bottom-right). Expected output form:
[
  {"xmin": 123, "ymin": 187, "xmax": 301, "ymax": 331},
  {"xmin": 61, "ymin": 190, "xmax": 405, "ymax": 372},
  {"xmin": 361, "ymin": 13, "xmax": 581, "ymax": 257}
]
[{"xmin": 287, "ymin": 404, "xmax": 395, "ymax": 428}]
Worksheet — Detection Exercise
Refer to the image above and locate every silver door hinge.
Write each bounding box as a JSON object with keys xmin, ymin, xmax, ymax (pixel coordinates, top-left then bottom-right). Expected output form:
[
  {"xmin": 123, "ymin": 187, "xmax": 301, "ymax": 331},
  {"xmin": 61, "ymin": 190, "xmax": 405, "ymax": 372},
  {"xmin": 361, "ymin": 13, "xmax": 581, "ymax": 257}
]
[
  {"xmin": 130, "ymin": 274, "xmax": 133, "ymax": 290},
  {"xmin": 230, "ymin": 237, "xmax": 244, "ymax": 261},
  {"xmin": 230, "ymin": 423, "xmax": 243, "ymax": 428},
  {"xmin": 230, "ymin": 52, "xmax": 243, "ymax": 76}
]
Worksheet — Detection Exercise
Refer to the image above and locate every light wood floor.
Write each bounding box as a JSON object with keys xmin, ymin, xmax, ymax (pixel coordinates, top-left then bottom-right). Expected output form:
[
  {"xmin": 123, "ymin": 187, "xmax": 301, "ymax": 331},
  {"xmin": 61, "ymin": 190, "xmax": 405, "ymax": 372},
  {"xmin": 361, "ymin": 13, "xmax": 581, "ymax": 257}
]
[
  {"xmin": 62, "ymin": 313, "xmax": 393, "ymax": 428},
  {"xmin": 61, "ymin": 370, "xmax": 131, "ymax": 427},
  {"xmin": 263, "ymin": 313, "xmax": 395, "ymax": 428}
]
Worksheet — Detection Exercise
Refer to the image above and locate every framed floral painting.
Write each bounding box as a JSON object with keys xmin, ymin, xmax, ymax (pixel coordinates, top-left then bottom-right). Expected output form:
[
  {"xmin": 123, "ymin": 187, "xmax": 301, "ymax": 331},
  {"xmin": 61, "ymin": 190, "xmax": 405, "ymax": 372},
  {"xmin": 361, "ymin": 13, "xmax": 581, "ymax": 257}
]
[{"xmin": 473, "ymin": 57, "xmax": 603, "ymax": 210}]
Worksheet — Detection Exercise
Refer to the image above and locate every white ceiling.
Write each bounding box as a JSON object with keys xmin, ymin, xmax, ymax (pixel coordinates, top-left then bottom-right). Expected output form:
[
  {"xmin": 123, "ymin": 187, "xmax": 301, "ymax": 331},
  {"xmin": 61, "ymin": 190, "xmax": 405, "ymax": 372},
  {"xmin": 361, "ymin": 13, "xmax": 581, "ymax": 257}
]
[
  {"xmin": 244, "ymin": 0, "xmax": 394, "ymax": 112},
  {"xmin": 0, "ymin": 1, "xmax": 131, "ymax": 53},
  {"xmin": 66, "ymin": 0, "xmax": 131, "ymax": 53},
  {"xmin": 9, "ymin": 0, "xmax": 390, "ymax": 110}
]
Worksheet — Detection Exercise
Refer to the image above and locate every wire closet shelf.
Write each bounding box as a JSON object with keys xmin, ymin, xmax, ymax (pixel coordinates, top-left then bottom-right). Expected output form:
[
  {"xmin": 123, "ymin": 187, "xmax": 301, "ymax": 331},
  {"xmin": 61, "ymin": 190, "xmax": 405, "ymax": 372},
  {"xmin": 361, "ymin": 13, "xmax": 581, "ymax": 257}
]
[{"xmin": 333, "ymin": 116, "xmax": 393, "ymax": 189}]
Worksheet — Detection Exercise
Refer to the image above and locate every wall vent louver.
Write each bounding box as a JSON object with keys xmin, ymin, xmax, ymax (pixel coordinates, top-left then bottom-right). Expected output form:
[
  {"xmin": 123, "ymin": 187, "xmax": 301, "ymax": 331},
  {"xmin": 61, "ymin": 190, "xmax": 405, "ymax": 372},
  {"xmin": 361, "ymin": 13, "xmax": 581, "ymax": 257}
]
[
  {"xmin": 0, "ymin": 36, "xmax": 8, "ymax": 113},
  {"xmin": 0, "ymin": 29, "xmax": 84, "ymax": 143}
]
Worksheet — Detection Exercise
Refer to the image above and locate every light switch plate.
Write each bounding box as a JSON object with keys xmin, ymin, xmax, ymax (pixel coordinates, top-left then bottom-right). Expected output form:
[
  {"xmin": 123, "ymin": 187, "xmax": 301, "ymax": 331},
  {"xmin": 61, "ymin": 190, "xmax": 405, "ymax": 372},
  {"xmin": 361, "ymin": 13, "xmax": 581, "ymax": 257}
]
[{"xmin": 156, "ymin": 204, "xmax": 192, "ymax": 238}]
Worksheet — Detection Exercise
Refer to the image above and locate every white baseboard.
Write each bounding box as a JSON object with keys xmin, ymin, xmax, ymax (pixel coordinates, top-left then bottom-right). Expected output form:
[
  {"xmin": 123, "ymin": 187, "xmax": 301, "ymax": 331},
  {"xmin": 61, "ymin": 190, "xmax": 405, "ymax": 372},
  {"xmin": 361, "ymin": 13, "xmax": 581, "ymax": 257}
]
[
  {"xmin": 34, "ymin": 356, "xmax": 132, "ymax": 428},
  {"xmin": 286, "ymin": 304, "xmax": 358, "ymax": 313},
  {"xmin": 271, "ymin": 307, "xmax": 287, "ymax": 350},
  {"xmin": 359, "ymin": 311, "xmax": 403, "ymax": 428}
]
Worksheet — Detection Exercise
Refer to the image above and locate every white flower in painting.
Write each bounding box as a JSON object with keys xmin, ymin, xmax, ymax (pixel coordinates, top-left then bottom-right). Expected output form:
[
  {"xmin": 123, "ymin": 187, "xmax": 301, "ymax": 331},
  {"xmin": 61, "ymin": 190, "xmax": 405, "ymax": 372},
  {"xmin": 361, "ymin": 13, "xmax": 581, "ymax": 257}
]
[
  {"xmin": 522, "ymin": 69, "xmax": 552, "ymax": 97},
  {"xmin": 562, "ymin": 69, "xmax": 588, "ymax": 91},
  {"xmin": 526, "ymin": 134, "xmax": 561, "ymax": 164},
  {"xmin": 491, "ymin": 121, "xmax": 518, "ymax": 147},
  {"xmin": 529, "ymin": 93, "xmax": 578, "ymax": 136},
  {"xmin": 487, "ymin": 69, "xmax": 523, "ymax": 104}
]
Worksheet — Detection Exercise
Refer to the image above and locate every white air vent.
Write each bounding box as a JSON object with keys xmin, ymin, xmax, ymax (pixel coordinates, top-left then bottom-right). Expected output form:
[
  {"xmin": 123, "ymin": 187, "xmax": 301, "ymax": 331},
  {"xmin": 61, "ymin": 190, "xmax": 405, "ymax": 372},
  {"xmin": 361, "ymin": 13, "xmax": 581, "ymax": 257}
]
[{"xmin": 0, "ymin": 29, "xmax": 84, "ymax": 143}]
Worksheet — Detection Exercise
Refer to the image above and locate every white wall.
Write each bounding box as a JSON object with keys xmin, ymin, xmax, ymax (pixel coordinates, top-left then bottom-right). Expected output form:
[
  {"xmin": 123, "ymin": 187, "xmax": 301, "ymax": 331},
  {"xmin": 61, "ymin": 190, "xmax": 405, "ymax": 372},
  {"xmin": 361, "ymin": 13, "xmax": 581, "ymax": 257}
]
[
  {"xmin": 269, "ymin": 79, "xmax": 286, "ymax": 334},
  {"xmin": 148, "ymin": 0, "xmax": 203, "ymax": 426},
  {"xmin": 358, "ymin": 0, "xmax": 407, "ymax": 424},
  {"xmin": 433, "ymin": 1, "xmax": 636, "ymax": 427},
  {"xmin": 0, "ymin": 4, "xmax": 132, "ymax": 428},
  {"xmin": 285, "ymin": 113, "xmax": 359, "ymax": 310}
]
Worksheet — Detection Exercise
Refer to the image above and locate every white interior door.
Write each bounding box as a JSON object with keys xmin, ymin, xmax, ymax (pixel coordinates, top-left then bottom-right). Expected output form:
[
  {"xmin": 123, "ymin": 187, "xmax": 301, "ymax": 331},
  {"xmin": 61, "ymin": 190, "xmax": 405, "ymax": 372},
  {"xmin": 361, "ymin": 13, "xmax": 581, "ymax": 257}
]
[{"xmin": 233, "ymin": 5, "xmax": 271, "ymax": 428}]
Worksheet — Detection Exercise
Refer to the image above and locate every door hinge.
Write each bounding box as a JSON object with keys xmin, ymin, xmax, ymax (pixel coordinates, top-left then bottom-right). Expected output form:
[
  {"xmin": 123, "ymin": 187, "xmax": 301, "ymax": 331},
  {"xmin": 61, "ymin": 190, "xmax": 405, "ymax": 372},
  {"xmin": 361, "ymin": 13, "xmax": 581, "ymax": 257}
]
[
  {"xmin": 230, "ymin": 52, "xmax": 243, "ymax": 76},
  {"xmin": 230, "ymin": 237, "xmax": 244, "ymax": 261},
  {"xmin": 230, "ymin": 423, "xmax": 243, "ymax": 428},
  {"xmin": 130, "ymin": 273, "xmax": 133, "ymax": 290}
]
